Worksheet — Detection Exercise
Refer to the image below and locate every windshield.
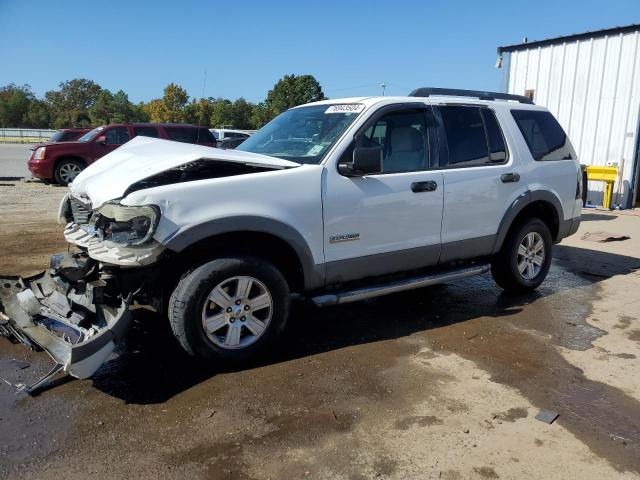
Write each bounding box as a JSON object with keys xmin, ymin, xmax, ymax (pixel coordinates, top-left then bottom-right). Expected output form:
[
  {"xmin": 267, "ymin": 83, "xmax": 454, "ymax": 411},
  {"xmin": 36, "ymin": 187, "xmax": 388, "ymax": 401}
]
[
  {"xmin": 77, "ymin": 126, "xmax": 105, "ymax": 142},
  {"xmin": 236, "ymin": 104, "xmax": 364, "ymax": 164}
]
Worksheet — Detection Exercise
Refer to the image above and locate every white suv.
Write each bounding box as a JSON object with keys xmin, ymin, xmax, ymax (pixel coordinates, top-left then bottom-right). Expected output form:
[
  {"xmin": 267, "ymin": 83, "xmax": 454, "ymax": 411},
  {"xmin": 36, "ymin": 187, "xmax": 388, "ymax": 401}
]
[{"xmin": 0, "ymin": 88, "xmax": 582, "ymax": 385}]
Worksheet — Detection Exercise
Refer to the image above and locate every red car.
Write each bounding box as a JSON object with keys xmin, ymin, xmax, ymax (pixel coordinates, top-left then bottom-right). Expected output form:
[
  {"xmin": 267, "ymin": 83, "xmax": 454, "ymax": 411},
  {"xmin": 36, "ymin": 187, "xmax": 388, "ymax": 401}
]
[{"xmin": 28, "ymin": 123, "xmax": 217, "ymax": 185}]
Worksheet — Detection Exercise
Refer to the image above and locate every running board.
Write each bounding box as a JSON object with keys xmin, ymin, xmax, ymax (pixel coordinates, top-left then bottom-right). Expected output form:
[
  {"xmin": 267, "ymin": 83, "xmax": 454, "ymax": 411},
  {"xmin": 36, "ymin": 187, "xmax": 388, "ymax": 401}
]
[{"xmin": 312, "ymin": 264, "xmax": 491, "ymax": 307}]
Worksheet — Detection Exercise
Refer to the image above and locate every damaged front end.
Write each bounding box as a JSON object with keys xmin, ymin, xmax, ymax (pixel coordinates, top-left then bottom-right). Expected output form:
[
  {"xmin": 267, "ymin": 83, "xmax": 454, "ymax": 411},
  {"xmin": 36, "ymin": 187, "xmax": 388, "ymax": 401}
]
[
  {"xmin": 1, "ymin": 138, "xmax": 300, "ymax": 392},
  {"xmin": 0, "ymin": 252, "xmax": 132, "ymax": 392}
]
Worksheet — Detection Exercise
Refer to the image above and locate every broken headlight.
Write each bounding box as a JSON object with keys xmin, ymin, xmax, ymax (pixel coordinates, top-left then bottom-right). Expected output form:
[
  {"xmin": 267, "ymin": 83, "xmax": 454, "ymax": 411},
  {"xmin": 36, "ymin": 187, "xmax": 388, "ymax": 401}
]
[{"xmin": 95, "ymin": 203, "xmax": 160, "ymax": 246}]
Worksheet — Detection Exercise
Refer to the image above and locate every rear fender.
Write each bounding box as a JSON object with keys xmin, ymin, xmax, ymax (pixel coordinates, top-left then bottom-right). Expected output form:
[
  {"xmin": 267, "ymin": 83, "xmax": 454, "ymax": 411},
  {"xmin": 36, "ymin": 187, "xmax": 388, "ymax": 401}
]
[{"xmin": 492, "ymin": 190, "xmax": 564, "ymax": 253}]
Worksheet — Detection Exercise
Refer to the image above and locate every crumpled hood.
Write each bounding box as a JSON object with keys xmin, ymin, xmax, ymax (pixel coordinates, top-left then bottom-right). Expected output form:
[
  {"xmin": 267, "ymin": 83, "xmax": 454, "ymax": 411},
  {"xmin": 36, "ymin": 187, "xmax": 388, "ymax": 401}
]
[{"xmin": 70, "ymin": 136, "xmax": 300, "ymax": 208}]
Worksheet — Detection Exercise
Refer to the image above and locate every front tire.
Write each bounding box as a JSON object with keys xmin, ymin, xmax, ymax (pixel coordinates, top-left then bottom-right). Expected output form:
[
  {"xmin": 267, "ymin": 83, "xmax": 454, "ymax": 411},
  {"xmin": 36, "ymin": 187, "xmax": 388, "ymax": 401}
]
[
  {"xmin": 168, "ymin": 256, "xmax": 290, "ymax": 362},
  {"xmin": 54, "ymin": 159, "xmax": 85, "ymax": 185},
  {"xmin": 491, "ymin": 218, "xmax": 552, "ymax": 292}
]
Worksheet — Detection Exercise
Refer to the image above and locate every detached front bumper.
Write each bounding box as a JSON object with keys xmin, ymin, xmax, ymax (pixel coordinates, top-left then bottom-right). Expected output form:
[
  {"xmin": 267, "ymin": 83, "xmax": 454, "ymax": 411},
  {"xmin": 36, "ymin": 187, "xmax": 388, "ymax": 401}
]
[{"xmin": 0, "ymin": 253, "xmax": 132, "ymax": 390}]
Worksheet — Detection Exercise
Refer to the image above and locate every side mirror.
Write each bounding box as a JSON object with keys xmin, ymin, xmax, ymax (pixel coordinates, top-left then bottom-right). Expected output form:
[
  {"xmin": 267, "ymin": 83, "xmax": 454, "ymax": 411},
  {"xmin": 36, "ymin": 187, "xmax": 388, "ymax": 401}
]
[
  {"xmin": 339, "ymin": 146, "xmax": 383, "ymax": 176},
  {"xmin": 96, "ymin": 135, "xmax": 107, "ymax": 145}
]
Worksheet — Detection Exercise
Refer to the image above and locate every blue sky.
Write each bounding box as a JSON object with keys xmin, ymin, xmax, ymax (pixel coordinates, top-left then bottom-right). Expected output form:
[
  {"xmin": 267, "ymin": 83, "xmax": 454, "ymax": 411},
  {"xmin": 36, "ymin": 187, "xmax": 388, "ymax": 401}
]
[{"xmin": 1, "ymin": 0, "xmax": 638, "ymax": 103}]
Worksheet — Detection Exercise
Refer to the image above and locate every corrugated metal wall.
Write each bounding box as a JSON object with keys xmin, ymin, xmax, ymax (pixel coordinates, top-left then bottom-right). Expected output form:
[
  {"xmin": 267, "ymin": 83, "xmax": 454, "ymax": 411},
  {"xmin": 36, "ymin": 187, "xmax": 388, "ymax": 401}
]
[{"xmin": 505, "ymin": 30, "xmax": 640, "ymax": 207}]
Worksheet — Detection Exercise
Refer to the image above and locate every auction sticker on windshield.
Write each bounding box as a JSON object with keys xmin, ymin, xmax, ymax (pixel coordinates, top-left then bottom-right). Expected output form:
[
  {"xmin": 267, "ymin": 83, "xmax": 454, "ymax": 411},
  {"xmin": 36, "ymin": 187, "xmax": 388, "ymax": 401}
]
[
  {"xmin": 325, "ymin": 104, "xmax": 365, "ymax": 114},
  {"xmin": 306, "ymin": 145, "xmax": 324, "ymax": 156}
]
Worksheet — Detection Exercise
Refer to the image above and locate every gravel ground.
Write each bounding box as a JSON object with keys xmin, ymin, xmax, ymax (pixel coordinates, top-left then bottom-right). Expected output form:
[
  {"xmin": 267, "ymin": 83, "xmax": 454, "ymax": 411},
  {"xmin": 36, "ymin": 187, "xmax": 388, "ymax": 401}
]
[{"xmin": 1, "ymin": 181, "xmax": 639, "ymax": 479}]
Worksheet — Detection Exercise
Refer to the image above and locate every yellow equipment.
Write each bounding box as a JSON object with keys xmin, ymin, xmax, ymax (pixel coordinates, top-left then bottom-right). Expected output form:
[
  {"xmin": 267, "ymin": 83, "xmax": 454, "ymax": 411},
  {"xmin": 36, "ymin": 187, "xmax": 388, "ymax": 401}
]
[{"xmin": 585, "ymin": 165, "xmax": 618, "ymax": 209}]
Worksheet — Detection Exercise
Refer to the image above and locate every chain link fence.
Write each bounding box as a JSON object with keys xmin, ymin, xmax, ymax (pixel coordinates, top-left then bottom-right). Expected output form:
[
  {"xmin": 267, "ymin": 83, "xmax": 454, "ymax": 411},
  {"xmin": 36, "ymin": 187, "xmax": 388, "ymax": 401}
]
[{"xmin": 0, "ymin": 128, "xmax": 56, "ymax": 144}]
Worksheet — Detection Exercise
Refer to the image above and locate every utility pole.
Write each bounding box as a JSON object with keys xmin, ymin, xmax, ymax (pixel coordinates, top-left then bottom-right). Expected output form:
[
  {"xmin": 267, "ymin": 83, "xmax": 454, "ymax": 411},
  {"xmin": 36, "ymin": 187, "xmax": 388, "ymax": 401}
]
[{"xmin": 381, "ymin": 81, "xmax": 386, "ymax": 96}]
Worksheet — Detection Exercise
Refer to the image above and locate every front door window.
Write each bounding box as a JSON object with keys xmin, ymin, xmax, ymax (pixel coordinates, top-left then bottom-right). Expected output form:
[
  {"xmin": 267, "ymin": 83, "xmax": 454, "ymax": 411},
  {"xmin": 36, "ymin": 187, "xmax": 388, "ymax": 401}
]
[
  {"xmin": 359, "ymin": 109, "xmax": 429, "ymax": 173},
  {"xmin": 104, "ymin": 127, "xmax": 130, "ymax": 145}
]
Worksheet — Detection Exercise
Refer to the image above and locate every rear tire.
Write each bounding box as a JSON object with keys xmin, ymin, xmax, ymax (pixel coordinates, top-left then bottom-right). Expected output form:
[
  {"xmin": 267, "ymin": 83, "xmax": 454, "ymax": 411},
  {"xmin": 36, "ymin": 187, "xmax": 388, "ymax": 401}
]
[
  {"xmin": 54, "ymin": 159, "xmax": 85, "ymax": 185},
  {"xmin": 168, "ymin": 256, "xmax": 290, "ymax": 362},
  {"xmin": 491, "ymin": 218, "xmax": 552, "ymax": 292}
]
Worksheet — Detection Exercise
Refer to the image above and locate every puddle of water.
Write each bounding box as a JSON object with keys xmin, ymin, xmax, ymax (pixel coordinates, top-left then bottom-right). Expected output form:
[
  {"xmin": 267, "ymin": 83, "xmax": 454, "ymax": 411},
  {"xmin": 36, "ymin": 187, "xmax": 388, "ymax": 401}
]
[
  {"xmin": 493, "ymin": 407, "xmax": 528, "ymax": 423},
  {"xmin": 628, "ymin": 330, "xmax": 640, "ymax": 343},
  {"xmin": 0, "ymin": 343, "xmax": 78, "ymax": 467},
  {"xmin": 394, "ymin": 415, "xmax": 443, "ymax": 430}
]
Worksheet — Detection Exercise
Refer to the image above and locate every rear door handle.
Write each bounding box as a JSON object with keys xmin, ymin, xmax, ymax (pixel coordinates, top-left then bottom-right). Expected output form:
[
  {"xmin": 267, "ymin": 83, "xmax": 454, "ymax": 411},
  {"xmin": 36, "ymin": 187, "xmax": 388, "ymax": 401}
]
[
  {"xmin": 411, "ymin": 180, "xmax": 438, "ymax": 193},
  {"xmin": 501, "ymin": 173, "xmax": 520, "ymax": 183}
]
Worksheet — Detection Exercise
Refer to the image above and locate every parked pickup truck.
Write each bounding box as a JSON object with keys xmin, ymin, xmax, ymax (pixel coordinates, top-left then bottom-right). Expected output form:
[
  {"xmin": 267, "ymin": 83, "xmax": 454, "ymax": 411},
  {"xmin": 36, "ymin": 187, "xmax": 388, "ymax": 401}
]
[
  {"xmin": 0, "ymin": 88, "xmax": 582, "ymax": 390},
  {"xmin": 27, "ymin": 123, "xmax": 217, "ymax": 185}
]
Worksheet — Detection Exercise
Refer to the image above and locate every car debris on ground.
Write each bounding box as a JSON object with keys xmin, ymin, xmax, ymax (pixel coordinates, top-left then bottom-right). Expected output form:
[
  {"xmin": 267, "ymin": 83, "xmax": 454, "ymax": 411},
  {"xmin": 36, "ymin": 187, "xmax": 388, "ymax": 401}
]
[
  {"xmin": 0, "ymin": 253, "xmax": 132, "ymax": 393},
  {"xmin": 581, "ymin": 231, "xmax": 631, "ymax": 242},
  {"xmin": 535, "ymin": 409, "xmax": 560, "ymax": 424}
]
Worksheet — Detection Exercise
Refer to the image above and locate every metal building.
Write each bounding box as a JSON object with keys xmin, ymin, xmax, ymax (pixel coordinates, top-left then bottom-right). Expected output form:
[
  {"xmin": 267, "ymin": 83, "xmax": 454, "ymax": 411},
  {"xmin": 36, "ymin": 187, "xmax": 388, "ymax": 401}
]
[{"xmin": 497, "ymin": 24, "xmax": 640, "ymax": 208}]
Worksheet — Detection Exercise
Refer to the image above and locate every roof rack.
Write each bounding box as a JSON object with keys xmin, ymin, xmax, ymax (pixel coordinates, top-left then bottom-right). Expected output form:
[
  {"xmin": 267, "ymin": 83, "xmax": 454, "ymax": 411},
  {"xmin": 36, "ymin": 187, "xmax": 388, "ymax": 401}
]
[{"xmin": 408, "ymin": 87, "xmax": 533, "ymax": 104}]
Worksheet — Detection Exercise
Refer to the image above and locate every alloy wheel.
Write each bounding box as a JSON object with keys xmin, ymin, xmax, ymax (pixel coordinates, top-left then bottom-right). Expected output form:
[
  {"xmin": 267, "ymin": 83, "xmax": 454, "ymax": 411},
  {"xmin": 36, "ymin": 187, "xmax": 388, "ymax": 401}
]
[
  {"xmin": 517, "ymin": 231, "xmax": 545, "ymax": 280},
  {"xmin": 201, "ymin": 275, "xmax": 273, "ymax": 349},
  {"xmin": 59, "ymin": 163, "xmax": 82, "ymax": 183}
]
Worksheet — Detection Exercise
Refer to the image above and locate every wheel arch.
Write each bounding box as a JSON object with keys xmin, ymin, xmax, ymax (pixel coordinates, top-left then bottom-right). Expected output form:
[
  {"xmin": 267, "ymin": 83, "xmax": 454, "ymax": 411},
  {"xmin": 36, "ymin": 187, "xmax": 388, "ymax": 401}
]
[
  {"xmin": 54, "ymin": 155, "xmax": 87, "ymax": 166},
  {"xmin": 164, "ymin": 216, "xmax": 324, "ymax": 292},
  {"xmin": 493, "ymin": 190, "xmax": 564, "ymax": 253},
  {"xmin": 53, "ymin": 155, "xmax": 87, "ymax": 173}
]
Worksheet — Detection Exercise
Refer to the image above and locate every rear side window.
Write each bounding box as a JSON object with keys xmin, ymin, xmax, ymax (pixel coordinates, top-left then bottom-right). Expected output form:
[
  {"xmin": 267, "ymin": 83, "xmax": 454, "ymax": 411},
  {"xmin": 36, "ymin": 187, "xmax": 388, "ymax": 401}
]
[
  {"xmin": 165, "ymin": 127, "xmax": 198, "ymax": 143},
  {"xmin": 165, "ymin": 127, "xmax": 215, "ymax": 144},
  {"xmin": 134, "ymin": 126, "xmax": 159, "ymax": 138},
  {"xmin": 482, "ymin": 110, "xmax": 507, "ymax": 162},
  {"xmin": 511, "ymin": 110, "xmax": 576, "ymax": 161},
  {"xmin": 438, "ymin": 106, "xmax": 507, "ymax": 167}
]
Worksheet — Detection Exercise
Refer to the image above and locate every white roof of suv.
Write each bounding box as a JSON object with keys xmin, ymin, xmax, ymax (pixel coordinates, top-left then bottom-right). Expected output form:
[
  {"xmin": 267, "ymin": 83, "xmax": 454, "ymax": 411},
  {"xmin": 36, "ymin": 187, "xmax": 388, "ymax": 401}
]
[{"xmin": 300, "ymin": 94, "xmax": 545, "ymax": 111}]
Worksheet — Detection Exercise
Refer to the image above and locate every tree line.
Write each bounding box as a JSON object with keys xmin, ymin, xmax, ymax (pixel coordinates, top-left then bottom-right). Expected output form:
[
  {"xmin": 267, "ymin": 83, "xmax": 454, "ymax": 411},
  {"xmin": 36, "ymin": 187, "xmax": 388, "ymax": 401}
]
[{"xmin": 0, "ymin": 74, "xmax": 325, "ymax": 130}]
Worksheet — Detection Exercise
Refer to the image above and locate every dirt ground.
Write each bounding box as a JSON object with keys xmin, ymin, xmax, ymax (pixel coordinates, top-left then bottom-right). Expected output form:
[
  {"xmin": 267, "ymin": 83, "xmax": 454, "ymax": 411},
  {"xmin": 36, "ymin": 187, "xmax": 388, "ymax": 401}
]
[
  {"xmin": 1, "ymin": 181, "xmax": 640, "ymax": 479},
  {"xmin": 0, "ymin": 180, "xmax": 68, "ymax": 274}
]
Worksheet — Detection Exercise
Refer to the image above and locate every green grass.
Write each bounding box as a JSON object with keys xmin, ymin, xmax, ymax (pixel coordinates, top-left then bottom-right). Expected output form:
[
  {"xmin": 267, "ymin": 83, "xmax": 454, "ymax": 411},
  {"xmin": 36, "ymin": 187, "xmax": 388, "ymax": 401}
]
[{"xmin": 0, "ymin": 137, "xmax": 51, "ymax": 144}]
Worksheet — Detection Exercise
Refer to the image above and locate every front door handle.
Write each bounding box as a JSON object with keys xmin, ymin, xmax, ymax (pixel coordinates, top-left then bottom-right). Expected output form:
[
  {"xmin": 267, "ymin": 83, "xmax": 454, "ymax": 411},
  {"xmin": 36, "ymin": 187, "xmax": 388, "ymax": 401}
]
[
  {"xmin": 411, "ymin": 180, "xmax": 438, "ymax": 193},
  {"xmin": 501, "ymin": 173, "xmax": 520, "ymax": 183}
]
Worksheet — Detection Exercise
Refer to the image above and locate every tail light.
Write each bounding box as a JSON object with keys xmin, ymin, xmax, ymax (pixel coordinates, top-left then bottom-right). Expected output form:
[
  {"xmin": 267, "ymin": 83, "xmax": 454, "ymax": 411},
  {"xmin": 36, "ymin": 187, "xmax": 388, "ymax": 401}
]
[{"xmin": 577, "ymin": 165, "xmax": 586, "ymax": 201}]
